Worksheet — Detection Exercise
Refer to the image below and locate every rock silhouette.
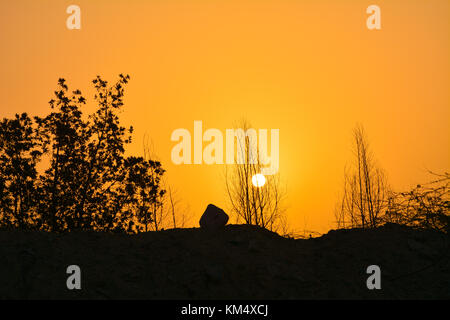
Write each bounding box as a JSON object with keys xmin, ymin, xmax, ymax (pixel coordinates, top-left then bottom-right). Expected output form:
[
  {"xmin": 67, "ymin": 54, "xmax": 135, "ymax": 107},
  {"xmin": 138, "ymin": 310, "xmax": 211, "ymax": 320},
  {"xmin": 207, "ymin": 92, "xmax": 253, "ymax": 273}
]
[{"xmin": 199, "ymin": 204, "xmax": 229, "ymax": 229}]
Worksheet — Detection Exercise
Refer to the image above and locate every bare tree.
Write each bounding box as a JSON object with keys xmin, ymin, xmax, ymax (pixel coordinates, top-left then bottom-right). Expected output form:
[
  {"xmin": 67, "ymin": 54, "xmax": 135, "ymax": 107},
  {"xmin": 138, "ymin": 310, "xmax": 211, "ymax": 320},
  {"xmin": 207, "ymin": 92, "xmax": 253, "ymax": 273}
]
[
  {"xmin": 142, "ymin": 134, "xmax": 191, "ymax": 230},
  {"xmin": 166, "ymin": 185, "xmax": 192, "ymax": 228},
  {"xmin": 225, "ymin": 120, "xmax": 286, "ymax": 232},
  {"xmin": 335, "ymin": 124, "xmax": 387, "ymax": 229}
]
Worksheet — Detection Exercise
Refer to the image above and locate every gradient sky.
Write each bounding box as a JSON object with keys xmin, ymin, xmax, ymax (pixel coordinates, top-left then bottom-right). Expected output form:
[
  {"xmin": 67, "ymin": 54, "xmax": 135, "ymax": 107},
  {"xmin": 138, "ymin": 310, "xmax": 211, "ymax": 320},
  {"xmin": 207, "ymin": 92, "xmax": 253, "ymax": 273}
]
[{"xmin": 1, "ymin": 0, "xmax": 449, "ymax": 233}]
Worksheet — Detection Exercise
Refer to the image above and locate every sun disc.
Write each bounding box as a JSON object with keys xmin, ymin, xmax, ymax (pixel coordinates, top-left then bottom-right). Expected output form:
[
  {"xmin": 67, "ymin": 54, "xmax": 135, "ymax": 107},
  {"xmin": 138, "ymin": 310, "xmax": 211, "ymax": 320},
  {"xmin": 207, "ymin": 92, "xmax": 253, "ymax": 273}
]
[{"xmin": 252, "ymin": 173, "xmax": 266, "ymax": 187}]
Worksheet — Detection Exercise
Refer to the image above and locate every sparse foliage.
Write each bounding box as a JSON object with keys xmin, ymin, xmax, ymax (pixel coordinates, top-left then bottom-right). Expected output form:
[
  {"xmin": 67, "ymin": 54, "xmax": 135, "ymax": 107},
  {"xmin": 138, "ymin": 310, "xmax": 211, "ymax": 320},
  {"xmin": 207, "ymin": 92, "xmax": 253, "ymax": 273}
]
[
  {"xmin": 385, "ymin": 172, "xmax": 449, "ymax": 233},
  {"xmin": 142, "ymin": 135, "xmax": 191, "ymax": 230},
  {"xmin": 336, "ymin": 124, "xmax": 387, "ymax": 229},
  {"xmin": 225, "ymin": 120, "xmax": 286, "ymax": 232}
]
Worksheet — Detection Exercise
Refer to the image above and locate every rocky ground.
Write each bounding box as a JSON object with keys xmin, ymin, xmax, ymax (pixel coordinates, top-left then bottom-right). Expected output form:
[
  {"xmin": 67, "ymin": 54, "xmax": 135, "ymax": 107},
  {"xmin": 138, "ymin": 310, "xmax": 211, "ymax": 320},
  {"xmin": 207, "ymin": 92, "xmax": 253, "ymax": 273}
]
[{"xmin": 0, "ymin": 223, "xmax": 449, "ymax": 299}]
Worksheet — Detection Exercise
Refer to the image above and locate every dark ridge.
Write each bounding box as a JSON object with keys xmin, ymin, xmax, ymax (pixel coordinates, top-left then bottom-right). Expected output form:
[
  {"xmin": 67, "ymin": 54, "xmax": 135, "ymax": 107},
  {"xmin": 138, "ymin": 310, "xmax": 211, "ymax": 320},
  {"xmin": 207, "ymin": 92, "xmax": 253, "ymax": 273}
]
[{"xmin": 1, "ymin": 223, "xmax": 449, "ymax": 299}]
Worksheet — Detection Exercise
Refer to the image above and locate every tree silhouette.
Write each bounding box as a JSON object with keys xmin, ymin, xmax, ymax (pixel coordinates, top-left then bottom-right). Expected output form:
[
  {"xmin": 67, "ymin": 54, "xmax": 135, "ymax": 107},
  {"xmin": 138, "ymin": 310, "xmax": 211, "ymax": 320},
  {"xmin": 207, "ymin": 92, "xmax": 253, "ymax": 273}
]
[
  {"xmin": 335, "ymin": 124, "xmax": 387, "ymax": 229},
  {"xmin": 0, "ymin": 113, "xmax": 42, "ymax": 228},
  {"xmin": 35, "ymin": 78, "xmax": 90, "ymax": 231},
  {"xmin": 0, "ymin": 74, "xmax": 166, "ymax": 233},
  {"xmin": 120, "ymin": 156, "xmax": 165, "ymax": 232},
  {"xmin": 71, "ymin": 74, "xmax": 134, "ymax": 231},
  {"xmin": 225, "ymin": 119, "xmax": 285, "ymax": 232}
]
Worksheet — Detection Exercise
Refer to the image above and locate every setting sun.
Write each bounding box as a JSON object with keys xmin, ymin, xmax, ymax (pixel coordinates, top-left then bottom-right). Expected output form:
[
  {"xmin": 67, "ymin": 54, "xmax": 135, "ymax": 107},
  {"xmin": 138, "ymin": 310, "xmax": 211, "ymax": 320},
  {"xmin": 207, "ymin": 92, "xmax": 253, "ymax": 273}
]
[{"xmin": 252, "ymin": 174, "xmax": 266, "ymax": 188}]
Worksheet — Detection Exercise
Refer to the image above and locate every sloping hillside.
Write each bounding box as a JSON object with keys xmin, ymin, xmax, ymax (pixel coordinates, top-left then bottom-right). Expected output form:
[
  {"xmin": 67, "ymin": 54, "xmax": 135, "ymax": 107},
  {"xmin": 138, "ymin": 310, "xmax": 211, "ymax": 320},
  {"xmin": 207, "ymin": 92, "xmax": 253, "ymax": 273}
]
[{"xmin": 0, "ymin": 223, "xmax": 449, "ymax": 299}]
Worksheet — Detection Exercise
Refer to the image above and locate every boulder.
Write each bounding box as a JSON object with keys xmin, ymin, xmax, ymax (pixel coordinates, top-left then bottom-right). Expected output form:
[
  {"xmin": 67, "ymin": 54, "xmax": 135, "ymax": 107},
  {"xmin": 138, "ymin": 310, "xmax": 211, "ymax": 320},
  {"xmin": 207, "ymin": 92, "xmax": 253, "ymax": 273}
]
[{"xmin": 199, "ymin": 204, "xmax": 229, "ymax": 229}]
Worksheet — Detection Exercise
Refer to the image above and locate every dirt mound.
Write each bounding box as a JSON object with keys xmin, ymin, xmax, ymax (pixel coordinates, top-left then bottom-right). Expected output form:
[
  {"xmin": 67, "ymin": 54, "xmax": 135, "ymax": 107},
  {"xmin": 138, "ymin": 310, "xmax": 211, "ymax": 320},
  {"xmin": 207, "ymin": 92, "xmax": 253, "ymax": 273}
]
[{"xmin": 0, "ymin": 223, "xmax": 449, "ymax": 299}]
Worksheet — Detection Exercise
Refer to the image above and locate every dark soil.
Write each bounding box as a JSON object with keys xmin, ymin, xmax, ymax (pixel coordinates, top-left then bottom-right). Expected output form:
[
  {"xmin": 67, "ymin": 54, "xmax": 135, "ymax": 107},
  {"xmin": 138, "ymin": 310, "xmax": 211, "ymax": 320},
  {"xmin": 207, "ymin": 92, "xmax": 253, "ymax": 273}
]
[{"xmin": 0, "ymin": 223, "xmax": 449, "ymax": 299}]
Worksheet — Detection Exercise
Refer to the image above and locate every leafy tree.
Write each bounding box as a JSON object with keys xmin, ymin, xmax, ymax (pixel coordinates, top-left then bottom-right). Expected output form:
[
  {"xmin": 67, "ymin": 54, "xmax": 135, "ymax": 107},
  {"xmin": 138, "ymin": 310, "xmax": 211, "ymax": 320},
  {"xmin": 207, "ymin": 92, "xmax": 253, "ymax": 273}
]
[
  {"xmin": 0, "ymin": 74, "xmax": 167, "ymax": 233},
  {"xmin": 35, "ymin": 78, "xmax": 90, "ymax": 231},
  {"xmin": 120, "ymin": 156, "xmax": 165, "ymax": 232},
  {"xmin": 0, "ymin": 113, "xmax": 42, "ymax": 228},
  {"xmin": 73, "ymin": 74, "xmax": 134, "ymax": 231}
]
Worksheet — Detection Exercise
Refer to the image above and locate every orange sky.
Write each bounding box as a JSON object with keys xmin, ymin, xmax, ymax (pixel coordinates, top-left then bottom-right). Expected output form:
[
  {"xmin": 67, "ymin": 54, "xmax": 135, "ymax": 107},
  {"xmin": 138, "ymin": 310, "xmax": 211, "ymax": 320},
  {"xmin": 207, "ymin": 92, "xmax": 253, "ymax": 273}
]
[{"xmin": 1, "ymin": 0, "xmax": 449, "ymax": 234}]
